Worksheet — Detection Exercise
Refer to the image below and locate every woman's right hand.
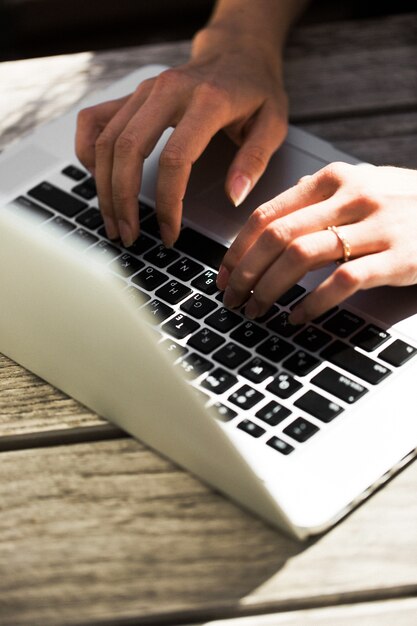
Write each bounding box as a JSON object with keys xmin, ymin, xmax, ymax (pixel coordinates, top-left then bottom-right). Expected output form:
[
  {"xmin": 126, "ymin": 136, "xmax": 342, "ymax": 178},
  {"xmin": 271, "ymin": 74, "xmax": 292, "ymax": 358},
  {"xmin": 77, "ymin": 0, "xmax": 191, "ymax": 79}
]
[{"xmin": 75, "ymin": 24, "xmax": 289, "ymax": 247}]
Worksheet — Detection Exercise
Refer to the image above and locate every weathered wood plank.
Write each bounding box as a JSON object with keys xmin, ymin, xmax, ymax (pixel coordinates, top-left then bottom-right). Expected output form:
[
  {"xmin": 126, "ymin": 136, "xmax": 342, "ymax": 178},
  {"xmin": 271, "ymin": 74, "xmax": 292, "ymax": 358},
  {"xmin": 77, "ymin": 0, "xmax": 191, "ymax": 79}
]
[
  {"xmin": 0, "ymin": 354, "xmax": 105, "ymax": 433},
  {"xmin": 0, "ymin": 438, "xmax": 416, "ymax": 625},
  {"xmin": 188, "ymin": 598, "xmax": 417, "ymax": 626}
]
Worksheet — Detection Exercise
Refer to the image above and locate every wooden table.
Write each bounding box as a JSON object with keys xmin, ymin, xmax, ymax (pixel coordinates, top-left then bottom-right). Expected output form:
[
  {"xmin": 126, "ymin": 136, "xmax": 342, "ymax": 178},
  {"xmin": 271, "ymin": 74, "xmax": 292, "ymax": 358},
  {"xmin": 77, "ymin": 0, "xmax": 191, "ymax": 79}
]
[{"xmin": 1, "ymin": 12, "xmax": 417, "ymax": 626}]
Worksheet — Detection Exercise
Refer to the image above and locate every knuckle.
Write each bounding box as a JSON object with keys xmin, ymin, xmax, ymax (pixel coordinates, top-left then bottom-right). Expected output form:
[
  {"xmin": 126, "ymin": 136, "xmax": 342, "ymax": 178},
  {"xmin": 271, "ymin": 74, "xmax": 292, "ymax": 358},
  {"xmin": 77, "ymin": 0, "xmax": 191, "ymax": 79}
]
[
  {"xmin": 194, "ymin": 80, "xmax": 231, "ymax": 108},
  {"xmin": 333, "ymin": 265, "xmax": 360, "ymax": 291},
  {"xmin": 159, "ymin": 144, "xmax": 188, "ymax": 170},
  {"xmin": 95, "ymin": 131, "xmax": 114, "ymax": 155},
  {"xmin": 76, "ymin": 106, "xmax": 94, "ymax": 126},
  {"xmin": 321, "ymin": 161, "xmax": 352, "ymax": 185},
  {"xmin": 250, "ymin": 203, "xmax": 275, "ymax": 230},
  {"xmin": 153, "ymin": 68, "xmax": 184, "ymax": 94},
  {"xmin": 285, "ymin": 239, "xmax": 311, "ymax": 266},
  {"xmin": 262, "ymin": 221, "xmax": 291, "ymax": 249},
  {"xmin": 243, "ymin": 144, "xmax": 269, "ymax": 172},
  {"xmin": 114, "ymin": 131, "xmax": 139, "ymax": 157}
]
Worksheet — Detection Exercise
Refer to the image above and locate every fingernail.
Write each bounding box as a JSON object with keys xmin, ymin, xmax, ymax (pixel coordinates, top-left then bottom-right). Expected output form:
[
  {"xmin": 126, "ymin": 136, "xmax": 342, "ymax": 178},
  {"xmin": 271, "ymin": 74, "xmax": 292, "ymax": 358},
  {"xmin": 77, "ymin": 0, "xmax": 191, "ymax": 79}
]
[
  {"xmin": 118, "ymin": 219, "xmax": 133, "ymax": 248},
  {"xmin": 230, "ymin": 175, "xmax": 251, "ymax": 207},
  {"xmin": 104, "ymin": 216, "xmax": 118, "ymax": 240},
  {"xmin": 159, "ymin": 222, "xmax": 174, "ymax": 248},
  {"xmin": 288, "ymin": 307, "xmax": 306, "ymax": 326},
  {"xmin": 245, "ymin": 298, "xmax": 260, "ymax": 320},
  {"xmin": 223, "ymin": 286, "xmax": 239, "ymax": 309},
  {"xmin": 216, "ymin": 265, "xmax": 229, "ymax": 290}
]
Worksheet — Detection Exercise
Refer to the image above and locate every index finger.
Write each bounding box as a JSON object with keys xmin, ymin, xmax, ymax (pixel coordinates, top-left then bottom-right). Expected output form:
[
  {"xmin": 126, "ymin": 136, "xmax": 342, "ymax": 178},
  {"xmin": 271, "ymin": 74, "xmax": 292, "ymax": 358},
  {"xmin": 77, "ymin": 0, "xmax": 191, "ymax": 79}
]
[{"xmin": 218, "ymin": 170, "xmax": 338, "ymax": 287}]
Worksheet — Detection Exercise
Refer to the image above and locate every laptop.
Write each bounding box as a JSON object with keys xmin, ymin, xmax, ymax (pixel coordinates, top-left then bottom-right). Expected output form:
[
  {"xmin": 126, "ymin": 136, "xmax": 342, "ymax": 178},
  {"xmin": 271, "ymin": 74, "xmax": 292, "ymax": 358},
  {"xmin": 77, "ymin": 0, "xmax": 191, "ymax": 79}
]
[{"xmin": 0, "ymin": 64, "xmax": 416, "ymax": 540}]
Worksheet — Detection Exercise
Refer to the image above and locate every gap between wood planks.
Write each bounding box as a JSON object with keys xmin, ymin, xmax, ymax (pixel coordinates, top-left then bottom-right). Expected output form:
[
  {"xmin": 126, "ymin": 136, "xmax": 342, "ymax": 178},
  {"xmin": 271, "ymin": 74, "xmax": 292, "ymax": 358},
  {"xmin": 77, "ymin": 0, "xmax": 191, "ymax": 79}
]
[{"xmin": 43, "ymin": 585, "xmax": 417, "ymax": 626}]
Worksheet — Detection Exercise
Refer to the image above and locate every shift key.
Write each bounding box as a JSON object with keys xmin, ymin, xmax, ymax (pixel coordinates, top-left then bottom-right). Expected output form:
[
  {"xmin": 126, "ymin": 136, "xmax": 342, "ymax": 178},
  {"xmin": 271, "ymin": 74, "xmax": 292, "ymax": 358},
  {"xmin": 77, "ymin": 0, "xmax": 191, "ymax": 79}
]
[{"xmin": 321, "ymin": 340, "xmax": 391, "ymax": 385}]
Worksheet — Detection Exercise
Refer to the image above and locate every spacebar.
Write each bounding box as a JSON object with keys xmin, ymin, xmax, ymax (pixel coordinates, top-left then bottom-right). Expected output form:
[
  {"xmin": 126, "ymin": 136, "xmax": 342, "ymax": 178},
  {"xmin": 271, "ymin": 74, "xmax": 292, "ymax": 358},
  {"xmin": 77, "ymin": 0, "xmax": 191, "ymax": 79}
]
[{"xmin": 175, "ymin": 227, "xmax": 227, "ymax": 270}]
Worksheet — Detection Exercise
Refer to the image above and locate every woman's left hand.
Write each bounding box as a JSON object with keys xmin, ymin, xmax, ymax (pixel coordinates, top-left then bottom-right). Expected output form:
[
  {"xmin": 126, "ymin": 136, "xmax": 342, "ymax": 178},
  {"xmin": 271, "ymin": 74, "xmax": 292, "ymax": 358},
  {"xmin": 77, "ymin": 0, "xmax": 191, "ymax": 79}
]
[{"xmin": 216, "ymin": 162, "xmax": 417, "ymax": 324}]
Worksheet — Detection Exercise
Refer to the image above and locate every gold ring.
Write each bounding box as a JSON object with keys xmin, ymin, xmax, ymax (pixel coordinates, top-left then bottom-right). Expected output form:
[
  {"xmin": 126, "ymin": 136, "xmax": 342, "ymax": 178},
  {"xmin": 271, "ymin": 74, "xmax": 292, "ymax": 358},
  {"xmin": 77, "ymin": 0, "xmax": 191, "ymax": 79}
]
[{"xmin": 327, "ymin": 225, "xmax": 351, "ymax": 263}]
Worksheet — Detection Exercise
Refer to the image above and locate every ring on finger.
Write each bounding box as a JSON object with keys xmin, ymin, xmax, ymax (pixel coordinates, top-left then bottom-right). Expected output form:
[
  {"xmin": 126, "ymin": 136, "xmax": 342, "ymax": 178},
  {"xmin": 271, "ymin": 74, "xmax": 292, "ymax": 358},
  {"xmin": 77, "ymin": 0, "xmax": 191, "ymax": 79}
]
[{"xmin": 327, "ymin": 225, "xmax": 352, "ymax": 263}]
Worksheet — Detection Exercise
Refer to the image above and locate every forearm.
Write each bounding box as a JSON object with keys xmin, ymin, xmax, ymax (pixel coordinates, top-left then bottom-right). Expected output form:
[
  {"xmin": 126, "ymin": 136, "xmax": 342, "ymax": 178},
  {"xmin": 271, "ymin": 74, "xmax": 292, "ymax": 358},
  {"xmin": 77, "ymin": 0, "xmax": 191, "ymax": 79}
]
[{"xmin": 201, "ymin": 0, "xmax": 311, "ymax": 52}]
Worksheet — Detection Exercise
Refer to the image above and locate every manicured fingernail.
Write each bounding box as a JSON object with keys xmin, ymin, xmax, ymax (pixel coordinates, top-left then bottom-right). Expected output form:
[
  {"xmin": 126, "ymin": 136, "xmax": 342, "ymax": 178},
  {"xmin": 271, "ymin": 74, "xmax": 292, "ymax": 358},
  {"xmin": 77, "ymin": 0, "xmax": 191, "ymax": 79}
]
[
  {"xmin": 288, "ymin": 307, "xmax": 306, "ymax": 326},
  {"xmin": 245, "ymin": 299, "xmax": 260, "ymax": 320},
  {"xmin": 223, "ymin": 286, "xmax": 240, "ymax": 309},
  {"xmin": 230, "ymin": 175, "xmax": 251, "ymax": 207},
  {"xmin": 104, "ymin": 215, "xmax": 118, "ymax": 240},
  {"xmin": 216, "ymin": 265, "xmax": 229, "ymax": 290},
  {"xmin": 118, "ymin": 219, "xmax": 133, "ymax": 248},
  {"xmin": 159, "ymin": 222, "xmax": 174, "ymax": 248}
]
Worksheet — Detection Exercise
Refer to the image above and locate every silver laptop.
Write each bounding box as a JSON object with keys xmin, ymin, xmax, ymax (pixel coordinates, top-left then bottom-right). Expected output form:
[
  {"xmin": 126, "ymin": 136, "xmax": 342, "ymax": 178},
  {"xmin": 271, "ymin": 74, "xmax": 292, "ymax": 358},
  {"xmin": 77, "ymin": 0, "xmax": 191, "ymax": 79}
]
[{"xmin": 1, "ymin": 64, "xmax": 416, "ymax": 540}]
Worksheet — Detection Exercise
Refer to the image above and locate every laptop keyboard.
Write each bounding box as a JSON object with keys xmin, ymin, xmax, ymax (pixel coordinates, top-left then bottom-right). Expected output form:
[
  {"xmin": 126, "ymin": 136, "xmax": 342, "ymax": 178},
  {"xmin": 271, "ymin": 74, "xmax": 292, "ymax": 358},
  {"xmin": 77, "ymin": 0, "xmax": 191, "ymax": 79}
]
[{"xmin": 10, "ymin": 164, "xmax": 417, "ymax": 455}]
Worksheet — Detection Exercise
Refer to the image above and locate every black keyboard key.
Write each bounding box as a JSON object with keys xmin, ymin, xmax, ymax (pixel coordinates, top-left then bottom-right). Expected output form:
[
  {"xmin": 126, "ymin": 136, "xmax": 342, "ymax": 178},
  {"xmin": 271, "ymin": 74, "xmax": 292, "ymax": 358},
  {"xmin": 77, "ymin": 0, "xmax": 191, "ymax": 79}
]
[
  {"xmin": 256, "ymin": 401, "xmax": 291, "ymax": 426},
  {"xmin": 66, "ymin": 228, "xmax": 99, "ymax": 249},
  {"xmin": 211, "ymin": 403, "xmax": 238, "ymax": 422},
  {"xmin": 206, "ymin": 307, "xmax": 242, "ymax": 333},
  {"xmin": 379, "ymin": 339, "xmax": 417, "ymax": 367},
  {"xmin": 110, "ymin": 253, "xmax": 145, "ymax": 278},
  {"xmin": 143, "ymin": 299, "xmax": 174, "ymax": 324},
  {"xmin": 213, "ymin": 343, "xmax": 251, "ymax": 369},
  {"xmin": 141, "ymin": 214, "xmax": 161, "ymax": 238},
  {"xmin": 155, "ymin": 280, "xmax": 192, "ymax": 304},
  {"xmin": 276, "ymin": 284, "xmax": 306, "ymax": 307},
  {"xmin": 321, "ymin": 340, "xmax": 391, "ymax": 384},
  {"xmin": 124, "ymin": 286, "xmax": 151, "ymax": 307},
  {"xmin": 132, "ymin": 266, "xmax": 168, "ymax": 291},
  {"xmin": 351, "ymin": 324, "xmax": 390, "ymax": 352},
  {"xmin": 11, "ymin": 196, "xmax": 54, "ymax": 223},
  {"xmin": 239, "ymin": 357, "xmax": 277, "ymax": 384},
  {"xmin": 191, "ymin": 270, "xmax": 218, "ymax": 295},
  {"xmin": 43, "ymin": 216, "xmax": 76, "ymax": 236},
  {"xmin": 127, "ymin": 233, "xmax": 156, "ymax": 255},
  {"xmin": 177, "ymin": 352, "xmax": 213, "ymax": 379},
  {"xmin": 284, "ymin": 417, "xmax": 319, "ymax": 443},
  {"xmin": 76, "ymin": 207, "xmax": 104, "ymax": 231},
  {"xmin": 201, "ymin": 368, "xmax": 238, "ymax": 394},
  {"xmin": 311, "ymin": 367, "xmax": 368, "ymax": 403},
  {"xmin": 266, "ymin": 436, "xmax": 294, "ymax": 455},
  {"xmin": 162, "ymin": 313, "xmax": 200, "ymax": 339},
  {"xmin": 188, "ymin": 327, "xmax": 225, "ymax": 354},
  {"xmin": 294, "ymin": 325, "xmax": 332, "ymax": 352},
  {"xmin": 230, "ymin": 321, "xmax": 268, "ymax": 348},
  {"xmin": 139, "ymin": 202, "xmax": 154, "ymax": 221},
  {"xmin": 254, "ymin": 304, "xmax": 279, "ymax": 324},
  {"xmin": 266, "ymin": 373, "xmax": 302, "ymax": 399},
  {"xmin": 256, "ymin": 335, "xmax": 294, "ymax": 363},
  {"xmin": 323, "ymin": 309, "xmax": 365, "ymax": 338},
  {"xmin": 229, "ymin": 385, "xmax": 264, "ymax": 410},
  {"xmin": 180, "ymin": 293, "xmax": 217, "ymax": 319},
  {"xmin": 267, "ymin": 311, "xmax": 302, "ymax": 337},
  {"xmin": 283, "ymin": 350, "xmax": 321, "ymax": 377},
  {"xmin": 168, "ymin": 256, "xmax": 204, "ymax": 281},
  {"xmin": 294, "ymin": 390, "xmax": 343, "ymax": 423},
  {"xmin": 144, "ymin": 244, "xmax": 180, "ymax": 268},
  {"xmin": 62, "ymin": 165, "xmax": 87, "ymax": 181},
  {"xmin": 175, "ymin": 227, "xmax": 227, "ymax": 270},
  {"xmin": 159, "ymin": 339, "xmax": 188, "ymax": 359},
  {"xmin": 28, "ymin": 182, "xmax": 87, "ymax": 217},
  {"xmin": 89, "ymin": 240, "xmax": 122, "ymax": 262},
  {"xmin": 237, "ymin": 419, "xmax": 266, "ymax": 438},
  {"xmin": 313, "ymin": 306, "xmax": 339, "ymax": 324},
  {"xmin": 72, "ymin": 176, "xmax": 97, "ymax": 200}
]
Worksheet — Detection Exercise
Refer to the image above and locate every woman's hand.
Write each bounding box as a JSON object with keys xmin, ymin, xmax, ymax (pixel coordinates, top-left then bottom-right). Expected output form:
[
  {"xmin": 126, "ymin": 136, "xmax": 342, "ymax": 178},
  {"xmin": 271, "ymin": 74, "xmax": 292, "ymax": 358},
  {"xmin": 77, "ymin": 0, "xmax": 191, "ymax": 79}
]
[
  {"xmin": 217, "ymin": 162, "xmax": 417, "ymax": 323},
  {"xmin": 75, "ymin": 25, "xmax": 288, "ymax": 248}
]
